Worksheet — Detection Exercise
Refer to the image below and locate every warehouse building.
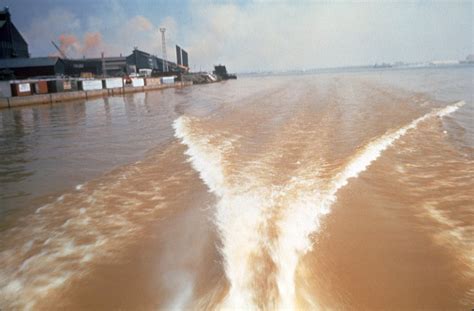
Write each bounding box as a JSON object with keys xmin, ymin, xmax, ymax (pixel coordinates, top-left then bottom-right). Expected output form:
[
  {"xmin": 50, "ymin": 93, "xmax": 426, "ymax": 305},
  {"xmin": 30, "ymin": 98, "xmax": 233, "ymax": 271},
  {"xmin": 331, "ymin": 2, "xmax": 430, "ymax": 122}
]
[
  {"xmin": 0, "ymin": 37, "xmax": 185, "ymax": 80},
  {"xmin": 64, "ymin": 56, "xmax": 128, "ymax": 77},
  {"xmin": 0, "ymin": 7, "xmax": 29, "ymax": 58},
  {"xmin": 126, "ymin": 48, "xmax": 181, "ymax": 74},
  {"xmin": 0, "ymin": 57, "xmax": 65, "ymax": 79},
  {"xmin": 98, "ymin": 56, "xmax": 128, "ymax": 76},
  {"xmin": 64, "ymin": 59, "xmax": 102, "ymax": 77}
]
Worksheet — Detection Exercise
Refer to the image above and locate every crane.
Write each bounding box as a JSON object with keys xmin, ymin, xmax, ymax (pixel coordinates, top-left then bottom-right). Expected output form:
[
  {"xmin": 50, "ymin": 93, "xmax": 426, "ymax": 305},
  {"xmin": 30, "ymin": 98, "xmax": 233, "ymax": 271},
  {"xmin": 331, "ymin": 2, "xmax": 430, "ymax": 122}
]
[{"xmin": 51, "ymin": 41, "xmax": 68, "ymax": 59}]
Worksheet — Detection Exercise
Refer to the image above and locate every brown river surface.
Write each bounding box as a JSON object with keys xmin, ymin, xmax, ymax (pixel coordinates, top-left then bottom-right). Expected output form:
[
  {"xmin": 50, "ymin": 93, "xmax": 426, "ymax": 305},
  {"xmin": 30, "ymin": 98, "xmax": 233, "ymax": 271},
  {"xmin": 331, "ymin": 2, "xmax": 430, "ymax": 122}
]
[{"xmin": 0, "ymin": 67, "xmax": 473, "ymax": 310}]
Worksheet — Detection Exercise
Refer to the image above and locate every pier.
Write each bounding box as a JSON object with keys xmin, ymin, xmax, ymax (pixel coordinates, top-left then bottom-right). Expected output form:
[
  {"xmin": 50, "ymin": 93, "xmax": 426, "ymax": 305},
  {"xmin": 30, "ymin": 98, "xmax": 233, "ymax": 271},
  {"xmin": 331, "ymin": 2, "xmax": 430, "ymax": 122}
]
[{"xmin": 0, "ymin": 79, "xmax": 193, "ymax": 109}]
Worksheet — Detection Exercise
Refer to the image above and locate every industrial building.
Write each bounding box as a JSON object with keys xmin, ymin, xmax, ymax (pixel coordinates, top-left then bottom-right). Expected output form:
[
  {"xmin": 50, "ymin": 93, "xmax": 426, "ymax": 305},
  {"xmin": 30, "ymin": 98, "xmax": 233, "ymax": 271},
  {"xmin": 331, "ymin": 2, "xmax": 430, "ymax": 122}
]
[
  {"xmin": 99, "ymin": 56, "xmax": 128, "ymax": 76},
  {"xmin": 65, "ymin": 49, "xmax": 185, "ymax": 78},
  {"xmin": 0, "ymin": 9, "xmax": 190, "ymax": 80},
  {"xmin": 64, "ymin": 56, "xmax": 127, "ymax": 77},
  {"xmin": 0, "ymin": 49, "xmax": 185, "ymax": 80},
  {"xmin": 0, "ymin": 57, "xmax": 65, "ymax": 79},
  {"xmin": 213, "ymin": 65, "xmax": 237, "ymax": 80},
  {"xmin": 0, "ymin": 7, "xmax": 29, "ymax": 58},
  {"xmin": 64, "ymin": 59, "xmax": 103, "ymax": 77},
  {"xmin": 126, "ymin": 48, "xmax": 181, "ymax": 75},
  {"xmin": 175, "ymin": 45, "xmax": 189, "ymax": 68}
]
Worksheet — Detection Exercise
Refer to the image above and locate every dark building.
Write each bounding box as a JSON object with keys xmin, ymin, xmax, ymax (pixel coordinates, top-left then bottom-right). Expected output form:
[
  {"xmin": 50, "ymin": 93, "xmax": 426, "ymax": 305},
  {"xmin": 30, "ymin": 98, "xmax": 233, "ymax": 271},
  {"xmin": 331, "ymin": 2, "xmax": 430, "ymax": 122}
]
[
  {"xmin": 126, "ymin": 48, "xmax": 181, "ymax": 74},
  {"xmin": 67, "ymin": 57, "xmax": 127, "ymax": 77},
  {"xmin": 213, "ymin": 65, "xmax": 236, "ymax": 80},
  {"xmin": 0, "ymin": 57, "xmax": 65, "ymax": 79},
  {"xmin": 0, "ymin": 7, "xmax": 29, "ymax": 58},
  {"xmin": 64, "ymin": 59, "xmax": 102, "ymax": 77},
  {"xmin": 182, "ymin": 50, "xmax": 188, "ymax": 67},
  {"xmin": 126, "ymin": 49, "xmax": 158, "ymax": 71},
  {"xmin": 66, "ymin": 49, "xmax": 183, "ymax": 78},
  {"xmin": 99, "ymin": 56, "xmax": 128, "ymax": 76},
  {"xmin": 176, "ymin": 46, "xmax": 182, "ymax": 66},
  {"xmin": 64, "ymin": 57, "xmax": 127, "ymax": 77},
  {"xmin": 175, "ymin": 45, "xmax": 190, "ymax": 70}
]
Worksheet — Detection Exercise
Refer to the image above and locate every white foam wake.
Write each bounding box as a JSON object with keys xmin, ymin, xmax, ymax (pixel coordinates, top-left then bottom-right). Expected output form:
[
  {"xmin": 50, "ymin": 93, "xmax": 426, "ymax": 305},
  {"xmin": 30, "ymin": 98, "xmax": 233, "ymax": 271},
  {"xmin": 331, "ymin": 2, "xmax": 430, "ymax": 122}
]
[
  {"xmin": 331, "ymin": 101, "xmax": 465, "ymax": 197},
  {"xmin": 173, "ymin": 116, "xmax": 228, "ymax": 197},
  {"xmin": 173, "ymin": 101, "xmax": 465, "ymax": 309}
]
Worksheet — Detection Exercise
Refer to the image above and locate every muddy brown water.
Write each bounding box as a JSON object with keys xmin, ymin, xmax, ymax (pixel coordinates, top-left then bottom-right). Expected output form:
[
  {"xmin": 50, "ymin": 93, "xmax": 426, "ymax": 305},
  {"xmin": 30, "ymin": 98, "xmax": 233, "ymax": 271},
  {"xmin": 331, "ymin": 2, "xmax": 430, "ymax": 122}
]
[{"xmin": 0, "ymin": 67, "xmax": 473, "ymax": 310}]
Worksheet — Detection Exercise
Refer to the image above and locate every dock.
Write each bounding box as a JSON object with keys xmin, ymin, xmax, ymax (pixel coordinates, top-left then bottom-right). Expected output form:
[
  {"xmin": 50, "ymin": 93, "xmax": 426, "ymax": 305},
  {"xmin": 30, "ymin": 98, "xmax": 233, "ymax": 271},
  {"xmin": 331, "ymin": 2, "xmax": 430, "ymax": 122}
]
[{"xmin": 0, "ymin": 79, "xmax": 193, "ymax": 109}]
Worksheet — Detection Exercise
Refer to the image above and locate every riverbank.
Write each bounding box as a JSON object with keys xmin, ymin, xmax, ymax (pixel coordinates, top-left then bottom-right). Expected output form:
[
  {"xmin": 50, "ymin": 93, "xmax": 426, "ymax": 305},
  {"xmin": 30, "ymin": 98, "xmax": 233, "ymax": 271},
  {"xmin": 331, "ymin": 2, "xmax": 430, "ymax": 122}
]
[{"xmin": 0, "ymin": 81, "xmax": 193, "ymax": 109}]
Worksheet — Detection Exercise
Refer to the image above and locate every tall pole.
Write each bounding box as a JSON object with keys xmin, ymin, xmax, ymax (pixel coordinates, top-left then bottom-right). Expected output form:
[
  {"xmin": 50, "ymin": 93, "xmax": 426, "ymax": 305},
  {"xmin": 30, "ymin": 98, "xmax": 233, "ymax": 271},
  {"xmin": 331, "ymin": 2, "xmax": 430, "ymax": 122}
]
[
  {"xmin": 160, "ymin": 28, "xmax": 168, "ymax": 73},
  {"xmin": 101, "ymin": 52, "xmax": 106, "ymax": 78}
]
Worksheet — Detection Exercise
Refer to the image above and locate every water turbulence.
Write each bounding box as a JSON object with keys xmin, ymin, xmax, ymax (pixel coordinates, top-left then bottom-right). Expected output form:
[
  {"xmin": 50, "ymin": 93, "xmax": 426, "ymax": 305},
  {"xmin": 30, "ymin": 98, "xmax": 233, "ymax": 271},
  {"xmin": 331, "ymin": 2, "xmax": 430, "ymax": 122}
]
[
  {"xmin": 173, "ymin": 101, "xmax": 466, "ymax": 309},
  {"xmin": 0, "ymin": 149, "xmax": 182, "ymax": 309},
  {"xmin": 1, "ymin": 71, "xmax": 472, "ymax": 310}
]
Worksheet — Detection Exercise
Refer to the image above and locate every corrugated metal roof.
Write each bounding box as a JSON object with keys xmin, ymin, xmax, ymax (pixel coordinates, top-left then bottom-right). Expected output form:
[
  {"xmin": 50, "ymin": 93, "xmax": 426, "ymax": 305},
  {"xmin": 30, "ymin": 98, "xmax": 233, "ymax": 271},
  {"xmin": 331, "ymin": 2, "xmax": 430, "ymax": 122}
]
[{"xmin": 0, "ymin": 57, "xmax": 61, "ymax": 68}]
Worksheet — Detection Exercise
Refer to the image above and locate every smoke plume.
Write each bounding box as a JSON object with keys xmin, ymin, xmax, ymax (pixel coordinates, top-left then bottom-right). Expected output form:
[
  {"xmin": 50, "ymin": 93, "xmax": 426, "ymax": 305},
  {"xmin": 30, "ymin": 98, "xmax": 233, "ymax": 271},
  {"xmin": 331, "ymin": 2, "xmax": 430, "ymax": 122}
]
[{"xmin": 53, "ymin": 32, "xmax": 103, "ymax": 58}]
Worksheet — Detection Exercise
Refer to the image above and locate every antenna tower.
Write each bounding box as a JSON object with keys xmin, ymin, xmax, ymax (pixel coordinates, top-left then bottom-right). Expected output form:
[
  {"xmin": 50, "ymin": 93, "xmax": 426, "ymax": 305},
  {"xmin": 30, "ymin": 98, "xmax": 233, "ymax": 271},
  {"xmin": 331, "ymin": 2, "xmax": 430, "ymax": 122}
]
[{"xmin": 160, "ymin": 28, "xmax": 168, "ymax": 72}]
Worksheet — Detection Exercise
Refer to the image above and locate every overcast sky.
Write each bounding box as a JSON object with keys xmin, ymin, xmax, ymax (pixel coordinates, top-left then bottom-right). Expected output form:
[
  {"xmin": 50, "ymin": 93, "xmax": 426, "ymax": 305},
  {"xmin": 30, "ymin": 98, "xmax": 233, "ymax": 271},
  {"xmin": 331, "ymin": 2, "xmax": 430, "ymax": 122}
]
[{"xmin": 2, "ymin": 0, "xmax": 472, "ymax": 72}]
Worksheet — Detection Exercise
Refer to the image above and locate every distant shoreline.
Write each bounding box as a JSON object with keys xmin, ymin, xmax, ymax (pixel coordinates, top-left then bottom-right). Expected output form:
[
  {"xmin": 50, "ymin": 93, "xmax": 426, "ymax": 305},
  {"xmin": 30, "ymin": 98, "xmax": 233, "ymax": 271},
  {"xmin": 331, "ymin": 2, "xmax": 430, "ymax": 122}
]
[{"xmin": 238, "ymin": 63, "xmax": 474, "ymax": 77}]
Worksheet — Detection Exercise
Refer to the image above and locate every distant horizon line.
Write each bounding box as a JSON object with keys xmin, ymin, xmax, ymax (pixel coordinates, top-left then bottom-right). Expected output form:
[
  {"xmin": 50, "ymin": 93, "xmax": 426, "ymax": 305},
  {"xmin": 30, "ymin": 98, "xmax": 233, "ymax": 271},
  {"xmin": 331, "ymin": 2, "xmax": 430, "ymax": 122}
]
[{"xmin": 236, "ymin": 61, "xmax": 473, "ymax": 75}]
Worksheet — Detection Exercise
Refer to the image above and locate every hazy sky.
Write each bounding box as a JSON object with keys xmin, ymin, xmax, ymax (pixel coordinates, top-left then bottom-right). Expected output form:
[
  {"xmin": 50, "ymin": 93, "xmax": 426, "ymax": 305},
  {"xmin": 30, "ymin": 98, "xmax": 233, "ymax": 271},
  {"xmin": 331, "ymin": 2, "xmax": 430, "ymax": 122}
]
[{"xmin": 2, "ymin": 0, "xmax": 472, "ymax": 72}]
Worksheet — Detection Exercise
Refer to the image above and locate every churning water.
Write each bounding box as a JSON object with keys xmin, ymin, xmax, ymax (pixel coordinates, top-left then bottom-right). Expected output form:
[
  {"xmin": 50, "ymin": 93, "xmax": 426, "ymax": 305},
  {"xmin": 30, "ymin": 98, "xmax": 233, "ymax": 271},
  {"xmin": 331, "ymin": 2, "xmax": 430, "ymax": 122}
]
[{"xmin": 0, "ymin": 67, "xmax": 473, "ymax": 310}]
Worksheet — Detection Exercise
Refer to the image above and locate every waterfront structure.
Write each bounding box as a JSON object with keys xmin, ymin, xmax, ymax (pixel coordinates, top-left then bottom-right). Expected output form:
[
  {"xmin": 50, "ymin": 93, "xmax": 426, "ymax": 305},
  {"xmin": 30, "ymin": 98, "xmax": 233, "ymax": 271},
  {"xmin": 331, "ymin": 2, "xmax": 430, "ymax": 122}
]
[
  {"xmin": 0, "ymin": 7, "xmax": 29, "ymax": 58},
  {"xmin": 176, "ymin": 46, "xmax": 182, "ymax": 67},
  {"xmin": 0, "ymin": 57, "xmax": 65, "ymax": 79},
  {"xmin": 213, "ymin": 65, "xmax": 237, "ymax": 80},
  {"xmin": 64, "ymin": 57, "xmax": 128, "ymax": 77},
  {"xmin": 0, "ymin": 7, "xmax": 189, "ymax": 79},
  {"xmin": 0, "ymin": 56, "xmax": 127, "ymax": 80},
  {"xmin": 126, "ymin": 48, "xmax": 181, "ymax": 74},
  {"xmin": 0, "ymin": 49, "xmax": 182, "ymax": 80},
  {"xmin": 182, "ymin": 49, "xmax": 188, "ymax": 68},
  {"xmin": 176, "ymin": 45, "xmax": 190, "ymax": 71}
]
